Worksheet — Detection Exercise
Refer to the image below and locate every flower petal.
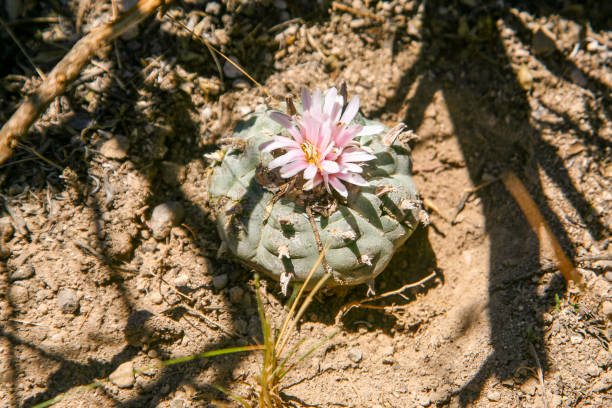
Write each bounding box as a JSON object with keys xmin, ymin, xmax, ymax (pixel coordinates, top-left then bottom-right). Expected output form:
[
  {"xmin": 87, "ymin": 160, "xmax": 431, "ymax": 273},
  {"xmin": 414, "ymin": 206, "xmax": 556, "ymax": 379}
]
[
  {"xmin": 341, "ymin": 150, "xmax": 376, "ymax": 162},
  {"xmin": 303, "ymin": 174, "xmax": 323, "ymax": 190},
  {"xmin": 301, "ymin": 88, "xmax": 312, "ymax": 111},
  {"xmin": 260, "ymin": 136, "xmax": 300, "ymax": 152},
  {"xmin": 311, "ymin": 88, "xmax": 323, "ymax": 117},
  {"xmin": 358, "ymin": 124, "xmax": 385, "ymax": 136},
  {"xmin": 323, "ymin": 87, "xmax": 337, "ymax": 116},
  {"xmin": 340, "ymin": 94, "xmax": 359, "ymax": 124},
  {"xmin": 321, "ymin": 160, "xmax": 340, "ymax": 173},
  {"xmin": 269, "ymin": 148, "xmax": 304, "ymax": 169},
  {"xmin": 336, "ymin": 172, "xmax": 368, "ymax": 186},
  {"xmin": 303, "ymin": 163, "xmax": 318, "ymax": 179},
  {"xmin": 269, "ymin": 111, "xmax": 302, "ymax": 142},
  {"xmin": 341, "ymin": 162, "xmax": 363, "ymax": 173},
  {"xmin": 280, "ymin": 160, "xmax": 308, "ymax": 178},
  {"xmin": 328, "ymin": 176, "xmax": 348, "ymax": 197}
]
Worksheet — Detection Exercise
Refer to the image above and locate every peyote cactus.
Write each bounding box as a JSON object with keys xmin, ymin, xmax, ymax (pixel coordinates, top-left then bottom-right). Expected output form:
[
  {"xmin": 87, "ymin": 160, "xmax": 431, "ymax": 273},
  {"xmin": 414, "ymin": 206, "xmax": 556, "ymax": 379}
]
[{"xmin": 209, "ymin": 87, "xmax": 424, "ymax": 293}]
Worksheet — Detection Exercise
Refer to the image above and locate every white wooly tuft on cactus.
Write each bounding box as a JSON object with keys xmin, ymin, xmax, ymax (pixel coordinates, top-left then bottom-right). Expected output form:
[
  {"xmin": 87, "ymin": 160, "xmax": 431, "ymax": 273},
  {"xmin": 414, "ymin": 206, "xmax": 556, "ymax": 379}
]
[{"xmin": 208, "ymin": 87, "xmax": 424, "ymax": 293}]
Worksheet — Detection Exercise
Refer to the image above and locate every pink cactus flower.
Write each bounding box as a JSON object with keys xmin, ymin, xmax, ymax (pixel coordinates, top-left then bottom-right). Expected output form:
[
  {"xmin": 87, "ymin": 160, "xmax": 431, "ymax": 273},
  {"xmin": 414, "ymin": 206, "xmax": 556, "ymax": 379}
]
[{"xmin": 260, "ymin": 88, "xmax": 383, "ymax": 197}]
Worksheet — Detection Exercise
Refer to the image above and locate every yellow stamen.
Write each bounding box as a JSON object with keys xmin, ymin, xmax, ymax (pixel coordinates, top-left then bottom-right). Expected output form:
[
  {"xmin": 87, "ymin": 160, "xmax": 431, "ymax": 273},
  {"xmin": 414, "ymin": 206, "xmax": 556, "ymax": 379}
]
[{"xmin": 301, "ymin": 141, "xmax": 322, "ymax": 169}]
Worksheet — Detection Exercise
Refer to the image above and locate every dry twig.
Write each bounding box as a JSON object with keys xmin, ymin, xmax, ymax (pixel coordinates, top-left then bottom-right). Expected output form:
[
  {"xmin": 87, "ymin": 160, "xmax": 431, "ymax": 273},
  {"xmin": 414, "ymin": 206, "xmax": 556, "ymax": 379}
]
[
  {"xmin": 336, "ymin": 270, "xmax": 437, "ymax": 322},
  {"xmin": 0, "ymin": 0, "xmax": 173, "ymax": 165},
  {"xmin": 502, "ymin": 171, "xmax": 583, "ymax": 286}
]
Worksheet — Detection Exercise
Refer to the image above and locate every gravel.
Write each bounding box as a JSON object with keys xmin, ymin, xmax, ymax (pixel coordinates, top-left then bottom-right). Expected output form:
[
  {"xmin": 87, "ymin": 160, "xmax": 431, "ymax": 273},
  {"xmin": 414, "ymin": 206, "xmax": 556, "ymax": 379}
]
[
  {"xmin": 109, "ymin": 361, "xmax": 135, "ymax": 388},
  {"xmin": 150, "ymin": 202, "xmax": 185, "ymax": 240},
  {"xmin": 56, "ymin": 288, "xmax": 79, "ymax": 314},
  {"xmin": 212, "ymin": 274, "xmax": 228, "ymax": 289}
]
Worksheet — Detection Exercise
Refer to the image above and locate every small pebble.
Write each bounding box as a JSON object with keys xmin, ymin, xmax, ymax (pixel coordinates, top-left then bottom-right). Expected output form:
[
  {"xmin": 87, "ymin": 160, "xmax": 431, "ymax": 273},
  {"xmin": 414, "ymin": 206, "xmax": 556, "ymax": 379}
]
[
  {"xmin": 350, "ymin": 18, "xmax": 366, "ymax": 29},
  {"xmin": 205, "ymin": 2, "xmax": 221, "ymax": 15},
  {"xmin": 532, "ymin": 26, "xmax": 556, "ymax": 55},
  {"xmin": 223, "ymin": 56, "xmax": 243, "ymax": 79},
  {"xmin": 520, "ymin": 378, "xmax": 538, "ymax": 396},
  {"xmin": 9, "ymin": 263, "xmax": 35, "ymax": 281},
  {"xmin": 174, "ymin": 273, "xmax": 190, "ymax": 287},
  {"xmin": 8, "ymin": 285, "xmax": 29, "ymax": 304},
  {"xmin": 347, "ymin": 348, "xmax": 362, "ymax": 363},
  {"xmin": 417, "ymin": 394, "xmax": 430, "ymax": 407},
  {"xmin": 160, "ymin": 162, "xmax": 186, "ymax": 186},
  {"xmin": 586, "ymin": 363, "xmax": 601, "ymax": 377},
  {"xmin": 601, "ymin": 301, "xmax": 612, "ymax": 319},
  {"xmin": 170, "ymin": 399, "xmax": 184, "ymax": 408},
  {"xmin": 109, "ymin": 361, "xmax": 135, "ymax": 388},
  {"xmin": 595, "ymin": 260, "xmax": 612, "ymax": 272},
  {"xmin": 229, "ymin": 286, "xmax": 244, "ymax": 303},
  {"xmin": 150, "ymin": 202, "xmax": 185, "ymax": 240},
  {"xmin": 213, "ymin": 274, "xmax": 228, "ymax": 289},
  {"xmin": 570, "ymin": 335, "xmax": 583, "ymax": 345},
  {"xmin": 487, "ymin": 390, "xmax": 501, "ymax": 402},
  {"xmin": 214, "ymin": 29, "xmax": 230, "ymax": 45},
  {"xmin": 149, "ymin": 291, "xmax": 163, "ymax": 305},
  {"xmin": 99, "ymin": 135, "xmax": 129, "ymax": 160},
  {"xmin": 57, "ymin": 288, "xmax": 79, "ymax": 314}
]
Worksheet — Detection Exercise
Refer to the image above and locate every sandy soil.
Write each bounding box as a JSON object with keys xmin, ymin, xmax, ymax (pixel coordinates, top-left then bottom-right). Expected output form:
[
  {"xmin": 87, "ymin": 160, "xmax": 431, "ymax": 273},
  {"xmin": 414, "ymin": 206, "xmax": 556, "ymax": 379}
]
[{"xmin": 1, "ymin": 1, "xmax": 611, "ymax": 407}]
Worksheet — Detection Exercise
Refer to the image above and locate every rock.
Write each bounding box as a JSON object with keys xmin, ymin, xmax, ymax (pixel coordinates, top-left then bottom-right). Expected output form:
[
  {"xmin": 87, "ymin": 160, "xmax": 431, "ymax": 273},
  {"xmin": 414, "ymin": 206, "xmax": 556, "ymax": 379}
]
[
  {"xmin": 8, "ymin": 285, "xmax": 29, "ymax": 304},
  {"xmin": 99, "ymin": 135, "xmax": 129, "ymax": 160},
  {"xmin": 350, "ymin": 18, "xmax": 366, "ymax": 29},
  {"xmin": 109, "ymin": 361, "xmax": 135, "ymax": 388},
  {"xmin": 160, "ymin": 161, "xmax": 186, "ymax": 186},
  {"xmin": 347, "ymin": 348, "xmax": 362, "ymax": 363},
  {"xmin": 9, "ymin": 263, "xmax": 35, "ymax": 281},
  {"xmin": 169, "ymin": 399, "xmax": 184, "ymax": 408},
  {"xmin": 486, "ymin": 390, "xmax": 501, "ymax": 402},
  {"xmin": 106, "ymin": 231, "xmax": 134, "ymax": 259},
  {"xmin": 173, "ymin": 273, "xmax": 190, "ymax": 287},
  {"xmin": 379, "ymin": 345, "xmax": 394, "ymax": 357},
  {"xmin": 212, "ymin": 274, "xmax": 228, "ymax": 289},
  {"xmin": 532, "ymin": 26, "xmax": 556, "ymax": 55},
  {"xmin": 214, "ymin": 29, "xmax": 230, "ymax": 45},
  {"xmin": 590, "ymin": 371, "xmax": 612, "ymax": 393},
  {"xmin": 595, "ymin": 260, "xmax": 612, "ymax": 272},
  {"xmin": 223, "ymin": 56, "xmax": 243, "ymax": 79},
  {"xmin": 586, "ymin": 363, "xmax": 601, "ymax": 377},
  {"xmin": 228, "ymin": 286, "xmax": 244, "ymax": 303},
  {"xmin": 570, "ymin": 335, "xmax": 583, "ymax": 345},
  {"xmin": 125, "ymin": 310, "xmax": 184, "ymax": 347},
  {"xmin": 57, "ymin": 288, "xmax": 79, "ymax": 314},
  {"xmin": 149, "ymin": 291, "xmax": 163, "ymax": 305},
  {"xmin": 520, "ymin": 377, "xmax": 538, "ymax": 396},
  {"xmin": 205, "ymin": 2, "xmax": 221, "ymax": 15},
  {"xmin": 150, "ymin": 202, "xmax": 184, "ymax": 240},
  {"xmin": 601, "ymin": 301, "xmax": 612, "ymax": 319},
  {"xmin": 0, "ymin": 216, "xmax": 14, "ymax": 242}
]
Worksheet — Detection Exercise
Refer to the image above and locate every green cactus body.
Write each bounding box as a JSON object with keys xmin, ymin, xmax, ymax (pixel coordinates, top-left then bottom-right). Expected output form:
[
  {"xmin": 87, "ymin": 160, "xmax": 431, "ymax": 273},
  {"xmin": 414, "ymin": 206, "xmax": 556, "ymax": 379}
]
[{"xmin": 209, "ymin": 105, "xmax": 422, "ymax": 288}]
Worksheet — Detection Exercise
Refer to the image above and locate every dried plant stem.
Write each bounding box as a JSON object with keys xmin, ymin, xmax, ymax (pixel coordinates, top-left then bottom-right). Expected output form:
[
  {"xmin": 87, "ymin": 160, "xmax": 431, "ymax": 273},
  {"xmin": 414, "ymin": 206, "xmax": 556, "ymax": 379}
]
[
  {"xmin": 336, "ymin": 270, "xmax": 437, "ymax": 322},
  {"xmin": 0, "ymin": 0, "xmax": 173, "ymax": 165},
  {"xmin": 502, "ymin": 171, "xmax": 583, "ymax": 286}
]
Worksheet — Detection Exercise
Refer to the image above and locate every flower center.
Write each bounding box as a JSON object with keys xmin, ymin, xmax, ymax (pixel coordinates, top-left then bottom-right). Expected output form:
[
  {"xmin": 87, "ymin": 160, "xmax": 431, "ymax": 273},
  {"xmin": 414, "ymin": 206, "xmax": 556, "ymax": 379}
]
[{"xmin": 301, "ymin": 141, "xmax": 319, "ymax": 164}]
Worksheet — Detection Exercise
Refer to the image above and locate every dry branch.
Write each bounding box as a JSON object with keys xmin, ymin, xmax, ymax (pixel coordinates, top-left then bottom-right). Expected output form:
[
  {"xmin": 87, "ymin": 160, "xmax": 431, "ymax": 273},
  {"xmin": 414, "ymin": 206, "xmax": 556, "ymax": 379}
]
[
  {"xmin": 0, "ymin": 0, "xmax": 172, "ymax": 165},
  {"xmin": 502, "ymin": 171, "xmax": 583, "ymax": 286}
]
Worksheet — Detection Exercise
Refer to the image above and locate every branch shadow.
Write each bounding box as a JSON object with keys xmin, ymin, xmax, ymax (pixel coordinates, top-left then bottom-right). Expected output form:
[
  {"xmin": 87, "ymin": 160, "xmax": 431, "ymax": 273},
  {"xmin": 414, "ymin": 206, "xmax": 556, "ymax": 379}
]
[
  {"xmin": 0, "ymin": 1, "xmax": 333, "ymax": 407},
  {"xmin": 370, "ymin": 0, "xmax": 610, "ymax": 405}
]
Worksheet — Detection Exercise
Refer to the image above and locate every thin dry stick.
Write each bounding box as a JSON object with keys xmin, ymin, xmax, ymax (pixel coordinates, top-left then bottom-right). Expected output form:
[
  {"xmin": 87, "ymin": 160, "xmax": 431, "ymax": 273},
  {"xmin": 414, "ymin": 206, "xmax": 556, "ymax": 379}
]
[
  {"xmin": 306, "ymin": 206, "xmax": 333, "ymax": 275},
  {"xmin": 336, "ymin": 270, "xmax": 437, "ymax": 322},
  {"xmin": 0, "ymin": 0, "xmax": 173, "ymax": 165},
  {"xmin": 331, "ymin": 1, "xmax": 384, "ymax": 22},
  {"xmin": 0, "ymin": 16, "xmax": 46, "ymax": 79},
  {"xmin": 529, "ymin": 342, "xmax": 549, "ymax": 408},
  {"xmin": 501, "ymin": 172, "xmax": 583, "ymax": 286}
]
